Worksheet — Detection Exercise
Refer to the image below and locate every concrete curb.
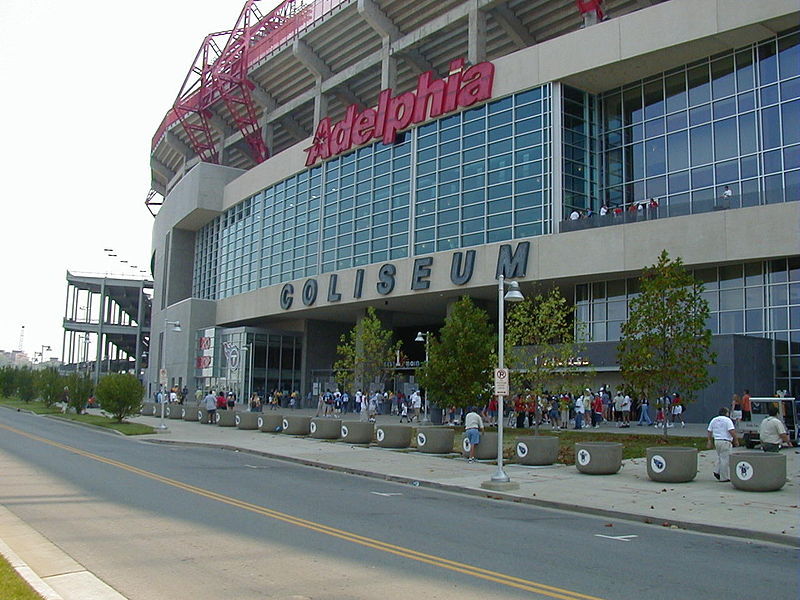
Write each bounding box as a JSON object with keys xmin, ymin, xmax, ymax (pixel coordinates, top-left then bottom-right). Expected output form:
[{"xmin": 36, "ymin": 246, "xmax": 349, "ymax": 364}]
[
  {"xmin": 146, "ymin": 438, "xmax": 799, "ymax": 548},
  {"xmin": 0, "ymin": 537, "xmax": 65, "ymax": 600}
]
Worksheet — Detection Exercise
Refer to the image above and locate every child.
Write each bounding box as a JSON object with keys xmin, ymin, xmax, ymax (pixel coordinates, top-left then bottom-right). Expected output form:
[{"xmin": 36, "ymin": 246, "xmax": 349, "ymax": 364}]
[{"xmin": 399, "ymin": 400, "xmax": 410, "ymax": 423}]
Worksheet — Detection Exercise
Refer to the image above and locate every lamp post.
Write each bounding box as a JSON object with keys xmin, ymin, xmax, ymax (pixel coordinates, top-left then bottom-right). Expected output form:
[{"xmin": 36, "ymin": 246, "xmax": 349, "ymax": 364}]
[
  {"xmin": 487, "ymin": 274, "xmax": 524, "ymax": 488},
  {"xmin": 414, "ymin": 331, "xmax": 431, "ymax": 423},
  {"xmin": 159, "ymin": 319, "xmax": 181, "ymax": 431},
  {"xmin": 35, "ymin": 345, "xmax": 52, "ymax": 365}
]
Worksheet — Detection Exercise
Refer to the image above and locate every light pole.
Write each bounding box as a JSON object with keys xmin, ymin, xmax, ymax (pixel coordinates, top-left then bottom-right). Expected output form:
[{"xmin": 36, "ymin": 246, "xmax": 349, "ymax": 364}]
[
  {"xmin": 159, "ymin": 319, "xmax": 181, "ymax": 431},
  {"xmin": 36, "ymin": 345, "xmax": 52, "ymax": 365},
  {"xmin": 414, "ymin": 331, "xmax": 431, "ymax": 423},
  {"xmin": 487, "ymin": 274, "xmax": 524, "ymax": 489}
]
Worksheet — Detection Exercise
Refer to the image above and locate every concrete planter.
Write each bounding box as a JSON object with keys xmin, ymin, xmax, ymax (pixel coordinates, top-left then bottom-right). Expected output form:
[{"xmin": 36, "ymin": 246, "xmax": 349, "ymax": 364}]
[
  {"xmin": 461, "ymin": 431, "xmax": 498, "ymax": 460},
  {"xmin": 166, "ymin": 405, "xmax": 183, "ymax": 420},
  {"xmin": 282, "ymin": 415, "xmax": 311, "ymax": 435},
  {"xmin": 646, "ymin": 446, "xmax": 698, "ymax": 483},
  {"xmin": 516, "ymin": 436, "xmax": 560, "ymax": 465},
  {"xmin": 375, "ymin": 425, "xmax": 412, "ymax": 448},
  {"xmin": 310, "ymin": 418, "xmax": 342, "ymax": 439},
  {"xmin": 196, "ymin": 409, "xmax": 213, "ymax": 424},
  {"xmin": 257, "ymin": 413, "xmax": 284, "ymax": 433},
  {"xmin": 340, "ymin": 422, "xmax": 373, "ymax": 444},
  {"xmin": 215, "ymin": 410, "xmax": 237, "ymax": 427},
  {"xmin": 416, "ymin": 427, "xmax": 455, "ymax": 454},
  {"xmin": 182, "ymin": 406, "xmax": 200, "ymax": 421},
  {"xmin": 236, "ymin": 412, "xmax": 260, "ymax": 430},
  {"xmin": 730, "ymin": 450, "xmax": 787, "ymax": 492},
  {"xmin": 575, "ymin": 442, "xmax": 622, "ymax": 474},
  {"xmin": 141, "ymin": 402, "xmax": 155, "ymax": 416}
]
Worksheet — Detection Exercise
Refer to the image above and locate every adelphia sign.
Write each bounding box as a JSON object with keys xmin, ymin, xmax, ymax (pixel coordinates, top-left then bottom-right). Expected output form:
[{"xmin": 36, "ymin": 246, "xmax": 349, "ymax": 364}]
[{"xmin": 304, "ymin": 58, "xmax": 495, "ymax": 166}]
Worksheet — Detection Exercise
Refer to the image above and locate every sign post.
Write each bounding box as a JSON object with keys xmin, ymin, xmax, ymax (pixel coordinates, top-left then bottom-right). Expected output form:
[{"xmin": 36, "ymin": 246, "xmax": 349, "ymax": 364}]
[{"xmin": 494, "ymin": 368, "xmax": 509, "ymax": 396}]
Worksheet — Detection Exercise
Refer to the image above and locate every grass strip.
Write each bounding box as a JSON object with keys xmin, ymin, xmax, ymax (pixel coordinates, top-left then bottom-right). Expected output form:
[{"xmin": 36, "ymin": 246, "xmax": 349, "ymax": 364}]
[
  {"xmin": 0, "ymin": 553, "xmax": 44, "ymax": 600},
  {"xmin": 0, "ymin": 399, "xmax": 155, "ymax": 436}
]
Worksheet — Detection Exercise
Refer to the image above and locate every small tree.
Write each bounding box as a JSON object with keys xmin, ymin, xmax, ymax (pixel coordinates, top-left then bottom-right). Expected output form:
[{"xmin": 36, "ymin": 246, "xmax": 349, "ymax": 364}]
[
  {"xmin": 618, "ymin": 250, "xmax": 715, "ymax": 439},
  {"xmin": 334, "ymin": 306, "xmax": 401, "ymax": 393},
  {"xmin": 416, "ymin": 296, "xmax": 495, "ymax": 411},
  {"xmin": 65, "ymin": 373, "xmax": 94, "ymax": 414},
  {"xmin": 506, "ymin": 287, "xmax": 592, "ymax": 433},
  {"xmin": 95, "ymin": 373, "xmax": 144, "ymax": 422},
  {"xmin": 15, "ymin": 368, "xmax": 36, "ymax": 402},
  {"xmin": 36, "ymin": 368, "xmax": 64, "ymax": 408},
  {"xmin": 0, "ymin": 367, "xmax": 16, "ymax": 398}
]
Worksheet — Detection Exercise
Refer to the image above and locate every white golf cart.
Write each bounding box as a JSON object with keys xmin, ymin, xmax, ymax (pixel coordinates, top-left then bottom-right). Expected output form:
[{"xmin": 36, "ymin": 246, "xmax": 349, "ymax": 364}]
[{"xmin": 736, "ymin": 397, "xmax": 797, "ymax": 449}]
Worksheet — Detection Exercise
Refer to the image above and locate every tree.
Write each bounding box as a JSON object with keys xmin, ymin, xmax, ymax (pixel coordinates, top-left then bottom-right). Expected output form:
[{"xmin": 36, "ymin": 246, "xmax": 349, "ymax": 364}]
[
  {"xmin": 0, "ymin": 367, "xmax": 16, "ymax": 398},
  {"xmin": 15, "ymin": 368, "xmax": 36, "ymax": 402},
  {"xmin": 618, "ymin": 250, "xmax": 715, "ymax": 438},
  {"xmin": 416, "ymin": 296, "xmax": 495, "ymax": 411},
  {"xmin": 334, "ymin": 306, "xmax": 401, "ymax": 393},
  {"xmin": 95, "ymin": 373, "xmax": 144, "ymax": 422},
  {"xmin": 505, "ymin": 287, "xmax": 592, "ymax": 433},
  {"xmin": 36, "ymin": 368, "xmax": 64, "ymax": 407},
  {"xmin": 65, "ymin": 373, "xmax": 94, "ymax": 414}
]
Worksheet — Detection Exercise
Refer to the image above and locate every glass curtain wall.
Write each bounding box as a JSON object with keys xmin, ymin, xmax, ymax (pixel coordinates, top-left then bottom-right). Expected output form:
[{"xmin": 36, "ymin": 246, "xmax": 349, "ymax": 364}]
[{"xmin": 562, "ymin": 85, "xmax": 599, "ymax": 217}]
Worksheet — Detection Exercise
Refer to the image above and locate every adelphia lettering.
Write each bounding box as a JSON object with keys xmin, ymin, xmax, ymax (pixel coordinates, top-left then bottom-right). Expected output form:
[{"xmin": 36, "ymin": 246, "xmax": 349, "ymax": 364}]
[{"xmin": 304, "ymin": 59, "xmax": 495, "ymax": 166}]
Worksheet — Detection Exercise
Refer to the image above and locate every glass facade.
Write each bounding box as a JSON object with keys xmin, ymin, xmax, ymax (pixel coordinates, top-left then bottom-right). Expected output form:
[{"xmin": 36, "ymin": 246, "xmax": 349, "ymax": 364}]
[
  {"xmin": 575, "ymin": 258, "xmax": 800, "ymax": 396},
  {"xmin": 193, "ymin": 86, "xmax": 551, "ymax": 300},
  {"xmin": 599, "ymin": 29, "xmax": 800, "ymax": 215}
]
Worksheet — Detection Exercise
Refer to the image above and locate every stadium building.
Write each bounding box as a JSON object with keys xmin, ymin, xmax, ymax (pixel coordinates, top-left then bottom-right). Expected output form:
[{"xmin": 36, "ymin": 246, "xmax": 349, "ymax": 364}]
[{"xmin": 147, "ymin": 0, "xmax": 799, "ymax": 421}]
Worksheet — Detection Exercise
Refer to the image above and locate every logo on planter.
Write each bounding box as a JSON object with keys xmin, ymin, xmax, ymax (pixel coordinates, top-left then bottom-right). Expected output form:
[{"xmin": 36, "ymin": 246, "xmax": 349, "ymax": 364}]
[
  {"xmin": 417, "ymin": 433, "xmax": 427, "ymax": 447},
  {"xmin": 376, "ymin": 428, "xmax": 385, "ymax": 442},
  {"xmin": 258, "ymin": 417, "xmax": 264, "ymax": 428},
  {"xmin": 235, "ymin": 415, "xmax": 241, "ymax": 426},
  {"xmin": 341, "ymin": 425, "xmax": 349, "ymax": 437},
  {"xmin": 198, "ymin": 410, "xmax": 203, "ymax": 420},
  {"xmin": 650, "ymin": 455, "xmax": 666, "ymax": 473},
  {"xmin": 516, "ymin": 442, "xmax": 529, "ymax": 458},
  {"xmin": 181, "ymin": 409, "xmax": 186, "ymax": 418},
  {"xmin": 310, "ymin": 422, "xmax": 317, "ymax": 434},
  {"xmin": 215, "ymin": 413, "xmax": 221, "ymax": 423},
  {"xmin": 282, "ymin": 419, "xmax": 290, "ymax": 430},
  {"xmin": 462, "ymin": 438, "xmax": 471, "ymax": 453},
  {"xmin": 577, "ymin": 449, "xmax": 592, "ymax": 466},
  {"xmin": 735, "ymin": 460, "xmax": 754, "ymax": 481}
]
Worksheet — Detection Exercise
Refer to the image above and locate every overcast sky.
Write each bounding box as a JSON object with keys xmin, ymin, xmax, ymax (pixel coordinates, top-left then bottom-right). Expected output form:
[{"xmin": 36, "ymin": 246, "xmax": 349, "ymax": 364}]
[{"xmin": 0, "ymin": 0, "xmax": 281, "ymax": 361}]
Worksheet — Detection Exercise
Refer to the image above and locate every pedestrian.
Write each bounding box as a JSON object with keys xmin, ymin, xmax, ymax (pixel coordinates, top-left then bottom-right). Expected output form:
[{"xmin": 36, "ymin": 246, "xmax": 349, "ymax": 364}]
[
  {"xmin": 741, "ymin": 389, "xmax": 752, "ymax": 421},
  {"xmin": 730, "ymin": 393, "xmax": 742, "ymax": 423},
  {"xmin": 574, "ymin": 391, "xmax": 587, "ymax": 429},
  {"xmin": 216, "ymin": 391, "xmax": 226, "ymax": 411},
  {"xmin": 204, "ymin": 390, "xmax": 218, "ymax": 424},
  {"xmin": 591, "ymin": 393, "xmax": 603, "ymax": 428},
  {"xmin": 637, "ymin": 395, "xmax": 653, "ymax": 426},
  {"xmin": 411, "ymin": 390, "xmax": 422, "ymax": 422},
  {"xmin": 549, "ymin": 396, "xmax": 561, "ymax": 430},
  {"xmin": 670, "ymin": 393, "xmax": 685, "ymax": 428},
  {"xmin": 195, "ymin": 388, "xmax": 203, "ymax": 404},
  {"xmin": 399, "ymin": 400, "xmax": 410, "ymax": 423},
  {"xmin": 464, "ymin": 407, "xmax": 484, "ymax": 463},
  {"xmin": 227, "ymin": 391, "xmax": 236, "ymax": 411},
  {"xmin": 249, "ymin": 392, "xmax": 261, "ymax": 412},
  {"xmin": 758, "ymin": 405, "xmax": 791, "ymax": 452},
  {"xmin": 621, "ymin": 392, "xmax": 632, "ymax": 427},
  {"xmin": 706, "ymin": 407, "xmax": 738, "ymax": 482}
]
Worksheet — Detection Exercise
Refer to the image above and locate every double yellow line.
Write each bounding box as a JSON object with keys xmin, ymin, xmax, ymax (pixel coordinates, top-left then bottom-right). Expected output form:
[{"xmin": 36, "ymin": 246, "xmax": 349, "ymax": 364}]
[{"xmin": 1, "ymin": 422, "xmax": 605, "ymax": 599}]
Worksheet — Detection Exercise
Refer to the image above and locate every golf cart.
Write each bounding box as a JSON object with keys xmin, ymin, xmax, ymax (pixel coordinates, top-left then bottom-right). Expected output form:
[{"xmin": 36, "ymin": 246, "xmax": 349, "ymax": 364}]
[{"xmin": 736, "ymin": 397, "xmax": 797, "ymax": 449}]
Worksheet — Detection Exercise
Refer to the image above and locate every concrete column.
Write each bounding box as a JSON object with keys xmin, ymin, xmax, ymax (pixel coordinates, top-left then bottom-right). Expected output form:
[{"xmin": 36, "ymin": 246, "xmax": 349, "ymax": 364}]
[
  {"xmin": 468, "ymin": 2, "xmax": 487, "ymax": 65},
  {"xmin": 382, "ymin": 47, "xmax": 397, "ymax": 90},
  {"xmin": 314, "ymin": 84, "xmax": 328, "ymax": 124}
]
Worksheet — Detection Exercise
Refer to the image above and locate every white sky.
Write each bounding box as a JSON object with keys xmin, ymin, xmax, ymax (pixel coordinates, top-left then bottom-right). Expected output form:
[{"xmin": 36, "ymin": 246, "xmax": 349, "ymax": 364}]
[{"xmin": 0, "ymin": 0, "xmax": 280, "ymax": 361}]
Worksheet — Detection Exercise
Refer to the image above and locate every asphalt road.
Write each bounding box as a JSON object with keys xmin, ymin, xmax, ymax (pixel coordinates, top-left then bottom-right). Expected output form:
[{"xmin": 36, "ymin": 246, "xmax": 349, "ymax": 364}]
[{"xmin": 0, "ymin": 408, "xmax": 795, "ymax": 600}]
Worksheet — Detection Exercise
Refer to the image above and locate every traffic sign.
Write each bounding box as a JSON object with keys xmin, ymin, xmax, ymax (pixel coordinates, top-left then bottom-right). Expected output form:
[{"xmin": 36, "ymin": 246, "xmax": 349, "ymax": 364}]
[
  {"xmin": 159, "ymin": 368, "xmax": 168, "ymax": 386},
  {"xmin": 494, "ymin": 368, "xmax": 509, "ymax": 395}
]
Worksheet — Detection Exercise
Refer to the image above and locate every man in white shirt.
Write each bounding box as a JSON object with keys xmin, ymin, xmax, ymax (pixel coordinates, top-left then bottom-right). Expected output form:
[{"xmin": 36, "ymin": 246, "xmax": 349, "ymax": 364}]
[
  {"xmin": 706, "ymin": 407, "xmax": 738, "ymax": 482},
  {"xmin": 621, "ymin": 393, "xmax": 632, "ymax": 427},
  {"xmin": 759, "ymin": 405, "xmax": 791, "ymax": 452},
  {"xmin": 464, "ymin": 408, "xmax": 484, "ymax": 463},
  {"xmin": 410, "ymin": 390, "xmax": 422, "ymax": 422}
]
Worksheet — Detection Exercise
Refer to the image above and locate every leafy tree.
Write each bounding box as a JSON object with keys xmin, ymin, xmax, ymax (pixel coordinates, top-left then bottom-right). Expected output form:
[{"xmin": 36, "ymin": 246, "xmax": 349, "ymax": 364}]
[
  {"xmin": 416, "ymin": 296, "xmax": 495, "ymax": 411},
  {"xmin": 95, "ymin": 373, "xmax": 144, "ymax": 422},
  {"xmin": 36, "ymin": 368, "xmax": 64, "ymax": 407},
  {"xmin": 0, "ymin": 367, "xmax": 16, "ymax": 398},
  {"xmin": 15, "ymin": 368, "xmax": 36, "ymax": 402},
  {"xmin": 505, "ymin": 287, "xmax": 592, "ymax": 433},
  {"xmin": 618, "ymin": 250, "xmax": 715, "ymax": 438},
  {"xmin": 334, "ymin": 306, "xmax": 401, "ymax": 393},
  {"xmin": 65, "ymin": 373, "xmax": 94, "ymax": 414}
]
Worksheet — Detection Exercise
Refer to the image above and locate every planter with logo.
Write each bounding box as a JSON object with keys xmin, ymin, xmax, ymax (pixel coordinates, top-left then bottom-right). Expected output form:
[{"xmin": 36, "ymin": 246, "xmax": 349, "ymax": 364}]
[
  {"xmin": 416, "ymin": 427, "xmax": 455, "ymax": 454},
  {"xmin": 310, "ymin": 418, "xmax": 342, "ymax": 439},
  {"xmin": 236, "ymin": 412, "xmax": 260, "ymax": 430},
  {"xmin": 182, "ymin": 406, "xmax": 199, "ymax": 421},
  {"xmin": 141, "ymin": 402, "xmax": 156, "ymax": 416},
  {"xmin": 257, "ymin": 413, "xmax": 284, "ymax": 433},
  {"xmin": 166, "ymin": 404, "xmax": 183, "ymax": 420},
  {"xmin": 375, "ymin": 425, "xmax": 412, "ymax": 448},
  {"xmin": 730, "ymin": 450, "xmax": 787, "ymax": 491},
  {"xmin": 574, "ymin": 442, "xmax": 623, "ymax": 474},
  {"xmin": 196, "ymin": 408, "xmax": 213, "ymax": 424},
  {"xmin": 216, "ymin": 410, "xmax": 237, "ymax": 427},
  {"xmin": 340, "ymin": 422, "xmax": 373, "ymax": 444},
  {"xmin": 462, "ymin": 431, "xmax": 498, "ymax": 460},
  {"xmin": 515, "ymin": 436, "xmax": 560, "ymax": 465},
  {"xmin": 282, "ymin": 415, "xmax": 311, "ymax": 435},
  {"xmin": 646, "ymin": 446, "xmax": 697, "ymax": 482}
]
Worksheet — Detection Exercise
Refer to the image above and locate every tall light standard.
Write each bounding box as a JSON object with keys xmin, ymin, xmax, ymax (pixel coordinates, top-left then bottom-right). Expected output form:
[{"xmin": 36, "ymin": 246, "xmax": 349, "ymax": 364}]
[
  {"xmin": 36, "ymin": 345, "xmax": 52, "ymax": 364},
  {"xmin": 485, "ymin": 274, "xmax": 524, "ymax": 489},
  {"xmin": 158, "ymin": 319, "xmax": 181, "ymax": 431},
  {"xmin": 414, "ymin": 331, "xmax": 431, "ymax": 423}
]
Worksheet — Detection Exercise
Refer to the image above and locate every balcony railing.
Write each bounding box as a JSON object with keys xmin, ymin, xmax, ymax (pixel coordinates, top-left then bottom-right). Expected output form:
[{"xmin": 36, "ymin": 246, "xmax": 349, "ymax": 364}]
[{"xmin": 559, "ymin": 185, "xmax": 799, "ymax": 233}]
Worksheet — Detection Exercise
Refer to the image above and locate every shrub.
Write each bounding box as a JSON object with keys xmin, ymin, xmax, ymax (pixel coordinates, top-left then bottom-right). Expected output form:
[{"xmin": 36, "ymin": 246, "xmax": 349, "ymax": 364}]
[{"xmin": 95, "ymin": 374, "xmax": 143, "ymax": 422}]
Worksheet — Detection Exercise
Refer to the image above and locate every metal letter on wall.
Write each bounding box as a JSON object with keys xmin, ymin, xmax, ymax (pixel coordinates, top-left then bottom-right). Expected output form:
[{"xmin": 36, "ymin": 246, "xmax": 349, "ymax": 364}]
[
  {"xmin": 353, "ymin": 269, "xmax": 365, "ymax": 299},
  {"xmin": 280, "ymin": 284, "xmax": 294, "ymax": 309},
  {"xmin": 411, "ymin": 257, "xmax": 433, "ymax": 290},
  {"xmin": 376, "ymin": 264, "xmax": 396, "ymax": 295},
  {"xmin": 327, "ymin": 274, "xmax": 342, "ymax": 302},
  {"xmin": 450, "ymin": 250, "xmax": 475, "ymax": 285},
  {"xmin": 302, "ymin": 279, "xmax": 318, "ymax": 306},
  {"xmin": 495, "ymin": 242, "xmax": 530, "ymax": 279}
]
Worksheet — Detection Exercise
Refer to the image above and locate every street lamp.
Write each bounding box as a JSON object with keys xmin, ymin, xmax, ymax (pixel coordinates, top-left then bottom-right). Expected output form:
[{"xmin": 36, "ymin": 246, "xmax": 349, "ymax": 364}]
[
  {"xmin": 37, "ymin": 345, "xmax": 52, "ymax": 365},
  {"xmin": 414, "ymin": 331, "xmax": 431, "ymax": 423},
  {"xmin": 158, "ymin": 319, "xmax": 182, "ymax": 431},
  {"xmin": 487, "ymin": 274, "xmax": 524, "ymax": 489}
]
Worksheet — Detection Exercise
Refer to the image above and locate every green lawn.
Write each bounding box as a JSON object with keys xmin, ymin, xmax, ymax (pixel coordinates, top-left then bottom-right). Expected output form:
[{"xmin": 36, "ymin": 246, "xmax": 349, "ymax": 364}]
[
  {"xmin": 0, "ymin": 399, "xmax": 155, "ymax": 436},
  {"xmin": 0, "ymin": 554, "xmax": 44, "ymax": 600}
]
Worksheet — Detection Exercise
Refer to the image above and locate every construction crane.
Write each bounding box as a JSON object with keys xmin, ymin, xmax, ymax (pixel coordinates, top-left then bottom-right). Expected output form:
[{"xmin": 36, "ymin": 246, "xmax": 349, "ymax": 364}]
[{"xmin": 17, "ymin": 325, "xmax": 25, "ymax": 352}]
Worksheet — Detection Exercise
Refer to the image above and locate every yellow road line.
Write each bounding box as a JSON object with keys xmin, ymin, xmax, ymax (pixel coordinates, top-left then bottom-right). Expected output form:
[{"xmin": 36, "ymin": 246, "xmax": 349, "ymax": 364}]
[{"xmin": 0, "ymin": 422, "xmax": 605, "ymax": 600}]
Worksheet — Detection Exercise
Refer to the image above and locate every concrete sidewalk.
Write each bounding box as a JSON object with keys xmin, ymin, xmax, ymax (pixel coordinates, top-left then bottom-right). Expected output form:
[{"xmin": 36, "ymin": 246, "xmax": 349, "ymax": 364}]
[{"xmin": 133, "ymin": 408, "xmax": 799, "ymax": 547}]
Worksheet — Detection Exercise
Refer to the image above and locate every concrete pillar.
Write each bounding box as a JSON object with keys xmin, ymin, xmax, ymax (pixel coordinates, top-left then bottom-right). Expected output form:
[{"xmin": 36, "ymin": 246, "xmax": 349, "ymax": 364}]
[{"xmin": 468, "ymin": 2, "xmax": 487, "ymax": 65}]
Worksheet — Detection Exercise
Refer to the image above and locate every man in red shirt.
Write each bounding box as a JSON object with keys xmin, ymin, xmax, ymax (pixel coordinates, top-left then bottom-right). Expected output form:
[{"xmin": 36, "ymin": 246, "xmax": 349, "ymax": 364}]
[{"xmin": 741, "ymin": 389, "xmax": 752, "ymax": 421}]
